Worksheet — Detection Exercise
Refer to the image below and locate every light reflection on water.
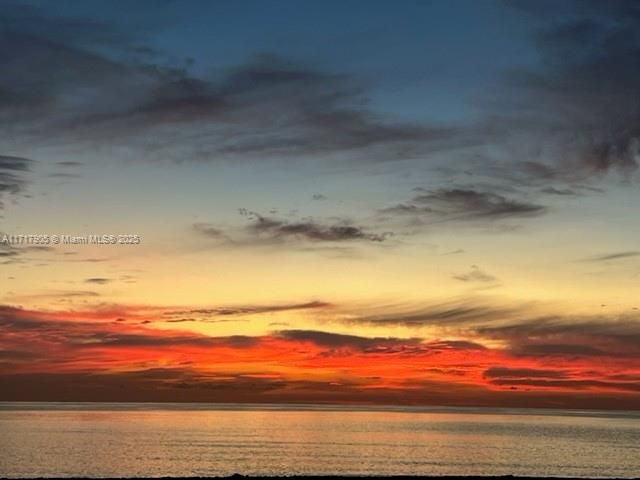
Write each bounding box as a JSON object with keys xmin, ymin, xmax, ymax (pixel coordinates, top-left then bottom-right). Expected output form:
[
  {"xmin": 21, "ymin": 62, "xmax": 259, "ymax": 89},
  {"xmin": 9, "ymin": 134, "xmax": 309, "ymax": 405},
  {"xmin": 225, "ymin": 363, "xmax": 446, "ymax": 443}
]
[{"xmin": 0, "ymin": 403, "xmax": 638, "ymax": 477}]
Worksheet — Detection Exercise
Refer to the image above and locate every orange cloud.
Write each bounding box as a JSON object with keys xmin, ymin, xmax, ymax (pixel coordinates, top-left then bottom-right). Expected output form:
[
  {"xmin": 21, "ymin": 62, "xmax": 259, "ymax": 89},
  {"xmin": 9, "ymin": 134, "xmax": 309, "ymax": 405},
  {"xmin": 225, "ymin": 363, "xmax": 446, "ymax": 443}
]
[{"xmin": 1, "ymin": 304, "xmax": 639, "ymax": 409}]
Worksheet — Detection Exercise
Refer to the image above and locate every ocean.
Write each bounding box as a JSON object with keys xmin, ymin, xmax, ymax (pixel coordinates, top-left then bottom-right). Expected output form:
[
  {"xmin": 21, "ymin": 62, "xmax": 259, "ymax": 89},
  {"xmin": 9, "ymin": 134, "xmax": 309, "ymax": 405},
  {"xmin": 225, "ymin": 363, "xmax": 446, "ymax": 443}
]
[{"xmin": 0, "ymin": 402, "xmax": 639, "ymax": 478}]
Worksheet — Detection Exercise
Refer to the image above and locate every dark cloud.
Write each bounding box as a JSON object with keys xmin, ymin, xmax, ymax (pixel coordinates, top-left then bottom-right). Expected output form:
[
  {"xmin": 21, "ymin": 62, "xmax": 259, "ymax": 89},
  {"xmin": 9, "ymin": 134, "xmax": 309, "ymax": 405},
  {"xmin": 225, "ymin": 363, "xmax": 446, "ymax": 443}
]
[
  {"xmin": 0, "ymin": 307, "xmax": 69, "ymax": 331},
  {"xmin": 453, "ymin": 265, "xmax": 498, "ymax": 283},
  {"xmin": 0, "ymin": 155, "xmax": 33, "ymax": 210},
  {"xmin": 0, "ymin": 5, "xmax": 460, "ymax": 166},
  {"xmin": 274, "ymin": 330, "xmax": 488, "ymax": 357},
  {"xmin": 3, "ymin": 290, "xmax": 100, "ymax": 302},
  {"xmin": 0, "ymin": 245, "xmax": 20, "ymax": 260},
  {"xmin": 511, "ymin": 343, "xmax": 607, "ymax": 357},
  {"xmin": 47, "ymin": 172, "xmax": 82, "ymax": 179},
  {"xmin": 3, "ymin": 1, "xmax": 637, "ymax": 200},
  {"xmin": 56, "ymin": 161, "xmax": 83, "ymax": 167},
  {"xmin": 427, "ymin": 340, "xmax": 487, "ymax": 351},
  {"xmin": 0, "ymin": 3, "xmax": 133, "ymax": 48},
  {"xmin": 442, "ymin": 249, "xmax": 465, "ymax": 256},
  {"xmin": 0, "ymin": 348, "xmax": 41, "ymax": 361},
  {"xmin": 0, "ymin": 304, "xmax": 479, "ymax": 360},
  {"xmin": 381, "ymin": 188, "xmax": 546, "ymax": 224},
  {"xmin": 476, "ymin": 315, "xmax": 640, "ymax": 359},
  {"xmin": 539, "ymin": 187, "xmax": 580, "ymax": 196},
  {"xmin": 489, "ymin": 377, "xmax": 640, "ymax": 393},
  {"xmin": 336, "ymin": 298, "xmax": 640, "ymax": 360},
  {"xmin": 484, "ymin": 367, "xmax": 568, "ymax": 379},
  {"xmin": 537, "ymin": 184, "xmax": 604, "ymax": 197},
  {"xmin": 0, "ymin": 241, "xmax": 55, "ymax": 265},
  {"xmin": 340, "ymin": 299, "xmax": 524, "ymax": 328},
  {"xmin": 582, "ymin": 251, "xmax": 640, "ymax": 262},
  {"xmin": 104, "ymin": 53, "xmax": 456, "ymax": 161},
  {"xmin": 192, "ymin": 223, "xmax": 227, "ymax": 240},
  {"xmin": 84, "ymin": 277, "xmax": 112, "ymax": 285},
  {"xmin": 425, "ymin": 367, "xmax": 469, "ymax": 377},
  {"xmin": 474, "ymin": 0, "xmax": 640, "ymax": 183},
  {"xmin": 275, "ymin": 329, "xmax": 423, "ymax": 353},
  {"xmin": 163, "ymin": 301, "xmax": 331, "ymax": 320},
  {"xmin": 196, "ymin": 210, "xmax": 392, "ymax": 247},
  {"xmin": 0, "ymin": 305, "xmax": 259, "ymax": 349},
  {"xmin": 85, "ymin": 332, "xmax": 258, "ymax": 348},
  {"xmin": 245, "ymin": 212, "xmax": 390, "ymax": 243},
  {"xmin": 0, "ymin": 20, "xmax": 136, "ymax": 129},
  {"xmin": 0, "ymin": 155, "xmax": 32, "ymax": 172}
]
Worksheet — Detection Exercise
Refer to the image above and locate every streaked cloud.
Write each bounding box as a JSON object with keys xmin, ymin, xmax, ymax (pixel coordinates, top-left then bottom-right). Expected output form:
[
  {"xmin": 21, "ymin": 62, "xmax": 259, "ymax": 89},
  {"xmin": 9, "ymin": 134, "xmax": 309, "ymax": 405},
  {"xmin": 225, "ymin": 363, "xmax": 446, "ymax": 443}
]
[
  {"xmin": 243, "ymin": 212, "xmax": 390, "ymax": 243},
  {"xmin": 0, "ymin": 155, "xmax": 33, "ymax": 211},
  {"xmin": 335, "ymin": 298, "xmax": 640, "ymax": 360},
  {"xmin": 483, "ymin": 367, "xmax": 567, "ymax": 379},
  {"xmin": 84, "ymin": 277, "xmax": 112, "ymax": 285},
  {"xmin": 0, "ymin": 302, "xmax": 638, "ymax": 407},
  {"xmin": 163, "ymin": 301, "xmax": 332, "ymax": 322},
  {"xmin": 452, "ymin": 266, "xmax": 498, "ymax": 283},
  {"xmin": 381, "ymin": 188, "xmax": 547, "ymax": 225},
  {"xmin": 470, "ymin": 0, "xmax": 640, "ymax": 183},
  {"xmin": 195, "ymin": 210, "xmax": 392, "ymax": 247},
  {"xmin": 274, "ymin": 329, "xmax": 423, "ymax": 353},
  {"xmin": 582, "ymin": 251, "xmax": 640, "ymax": 262},
  {"xmin": 0, "ymin": 3, "xmax": 460, "ymax": 166}
]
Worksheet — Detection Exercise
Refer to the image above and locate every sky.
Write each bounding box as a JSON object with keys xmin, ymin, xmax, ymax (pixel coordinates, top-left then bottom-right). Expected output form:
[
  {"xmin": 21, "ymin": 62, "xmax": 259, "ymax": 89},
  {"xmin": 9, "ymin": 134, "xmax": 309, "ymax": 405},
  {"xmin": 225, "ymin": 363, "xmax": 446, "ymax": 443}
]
[{"xmin": 1, "ymin": 0, "xmax": 640, "ymax": 409}]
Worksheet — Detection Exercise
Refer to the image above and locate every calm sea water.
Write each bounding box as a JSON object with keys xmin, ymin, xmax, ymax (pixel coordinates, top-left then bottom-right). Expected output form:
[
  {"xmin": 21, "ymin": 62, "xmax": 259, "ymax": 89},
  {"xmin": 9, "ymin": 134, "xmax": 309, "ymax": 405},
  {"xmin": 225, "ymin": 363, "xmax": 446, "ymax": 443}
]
[{"xmin": 1, "ymin": 403, "xmax": 639, "ymax": 478}]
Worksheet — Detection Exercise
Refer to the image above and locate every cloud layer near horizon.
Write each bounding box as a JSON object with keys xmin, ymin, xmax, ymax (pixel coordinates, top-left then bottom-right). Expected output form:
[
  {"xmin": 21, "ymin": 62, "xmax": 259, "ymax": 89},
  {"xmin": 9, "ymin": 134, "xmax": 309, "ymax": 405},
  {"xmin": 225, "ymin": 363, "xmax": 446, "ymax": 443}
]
[{"xmin": 1, "ymin": 301, "xmax": 638, "ymax": 408}]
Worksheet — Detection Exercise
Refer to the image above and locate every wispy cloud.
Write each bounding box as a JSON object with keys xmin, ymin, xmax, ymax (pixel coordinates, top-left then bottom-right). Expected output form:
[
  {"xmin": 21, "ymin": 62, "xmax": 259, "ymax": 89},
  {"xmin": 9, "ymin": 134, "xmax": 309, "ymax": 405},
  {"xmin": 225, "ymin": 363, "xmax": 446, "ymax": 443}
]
[
  {"xmin": 334, "ymin": 298, "xmax": 640, "ymax": 360},
  {"xmin": 338, "ymin": 299, "xmax": 525, "ymax": 328},
  {"xmin": 84, "ymin": 278, "xmax": 112, "ymax": 285},
  {"xmin": 0, "ymin": 242, "xmax": 55, "ymax": 265},
  {"xmin": 468, "ymin": 0, "xmax": 640, "ymax": 184},
  {"xmin": 582, "ymin": 251, "xmax": 640, "ymax": 262},
  {"xmin": 195, "ymin": 210, "xmax": 392, "ymax": 248},
  {"xmin": 381, "ymin": 188, "xmax": 547, "ymax": 226},
  {"xmin": 163, "ymin": 301, "xmax": 332, "ymax": 322},
  {"xmin": 452, "ymin": 265, "xmax": 498, "ymax": 283},
  {"xmin": 243, "ymin": 211, "xmax": 390, "ymax": 243},
  {"xmin": 274, "ymin": 329, "xmax": 423, "ymax": 353},
  {"xmin": 0, "ymin": 155, "xmax": 33, "ymax": 211},
  {"xmin": 483, "ymin": 367, "xmax": 568, "ymax": 379},
  {"xmin": 0, "ymin": 4, "xmax": 461, "ymax": 167}
]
